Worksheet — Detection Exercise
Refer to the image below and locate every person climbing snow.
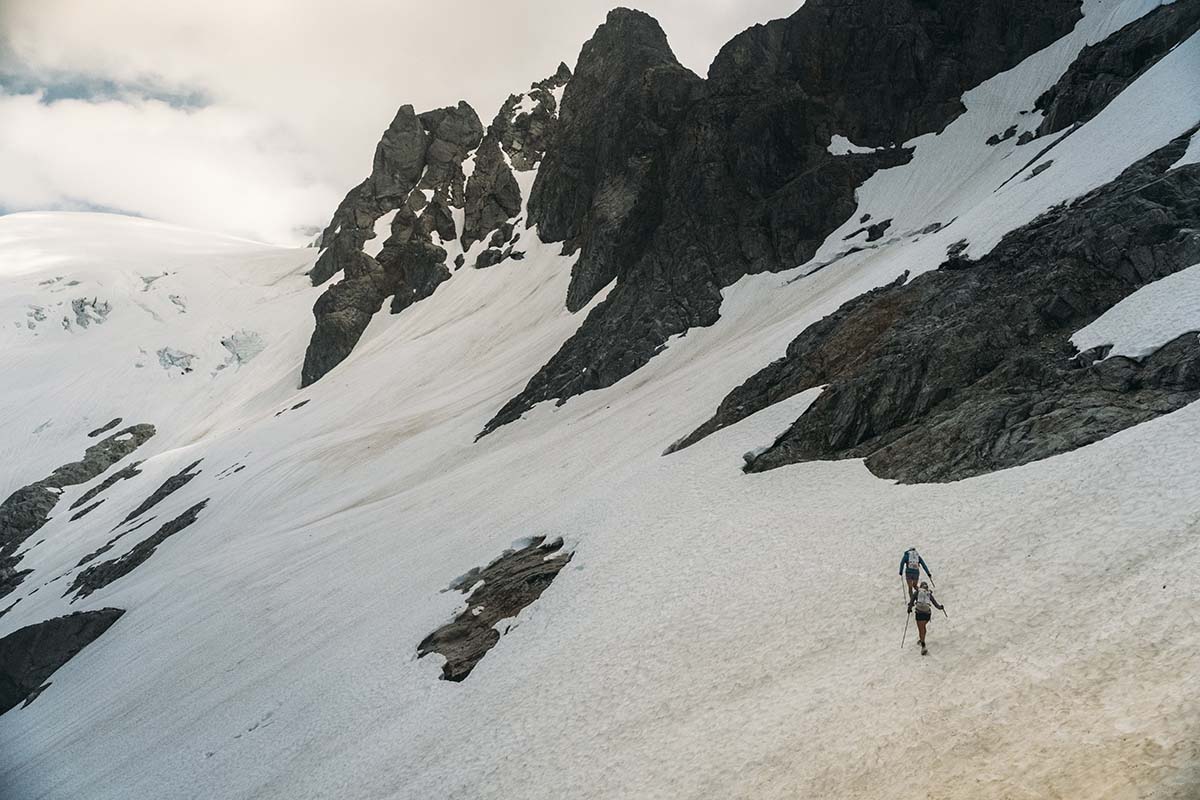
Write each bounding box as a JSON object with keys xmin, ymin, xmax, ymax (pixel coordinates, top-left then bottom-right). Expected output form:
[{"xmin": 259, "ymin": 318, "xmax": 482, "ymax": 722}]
[
  {"xmin": 899, "ymin": 547, "xmax": 933, "ymax": 593},
  {"xmin": 908, "ymin": 581, "xmax": 945, "ymax": 655}
]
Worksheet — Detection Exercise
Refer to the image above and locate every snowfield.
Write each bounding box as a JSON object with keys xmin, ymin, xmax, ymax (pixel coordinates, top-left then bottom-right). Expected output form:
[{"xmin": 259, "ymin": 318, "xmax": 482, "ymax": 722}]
[
  {"xmin": 2, "ymin": 3, "xmax": 1199, "ymax": 799},
  {"xmin": 1073, "ymin": 262, "xmax": 1200, "ymax": 359}
]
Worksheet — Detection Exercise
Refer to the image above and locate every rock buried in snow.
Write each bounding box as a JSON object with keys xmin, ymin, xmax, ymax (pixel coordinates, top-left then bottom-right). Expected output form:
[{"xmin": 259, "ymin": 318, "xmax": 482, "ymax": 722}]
[
  {"xmin": 70, "ymin": 462, "xmax": 142, "ymax": 511},
  {"xmin": 69, "ymin": 501, "xmax": 208, "ymax": 601},
  {"xmin": 418, "ymin": 537, "xmax": 572, "ymax": 682},
  {"xmin": 0, "ymin": 424, "xmax": 155, "ymax": 598},
  {"xmin": 87, "ymin": 418, "xmax": 123, "ymax": 438},
  {"xmin": 0, "ymin": 608, "xmax": 124, "ymax": 714},
  {"xmin": 119, "ymin": 460, "xmax": 202, "ymax": 525}
]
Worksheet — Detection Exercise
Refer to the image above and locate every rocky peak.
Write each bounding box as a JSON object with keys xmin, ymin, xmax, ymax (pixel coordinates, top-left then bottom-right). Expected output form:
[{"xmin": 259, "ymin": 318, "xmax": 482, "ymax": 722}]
[
  {"xmin": 493, "ymin": 61, "xmax": 571, "ymax": 172},
  {"xmin": 460, "ymin": 62, "xmax": 573, "ymax": 262},
  {"xmin": 585, "ymin": 7, "xmax": 679, "ymax": 65},
  {"xmin": 308, "ymin": 102, "xmax": 483, "ymax": 288},
  {"xmin": 527, "ymin": 6, "xmax": 703, "ymax": 311},
  {"xmin": 300, "ymin": 100, "xmax": 483, "ymax": 387},
  {"xmin": 302, "ymin": 58, "xmax": 574, "ymax": 386},
  {"xmin": 481, "ymin": 0, "xmax": 1083, "ymax": 436}
]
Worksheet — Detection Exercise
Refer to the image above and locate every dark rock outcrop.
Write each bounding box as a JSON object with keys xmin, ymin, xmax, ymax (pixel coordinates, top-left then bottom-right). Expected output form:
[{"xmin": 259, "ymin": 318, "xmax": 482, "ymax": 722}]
[
  {"xmin": 461, "ymin": 135, "xmax": 522, "ymax": 254},
  {"xmin": 119, "ymin": 460, "xmax": 202, "ymax": 526},
  {"xmin": 528, "ymin": 9, "xmax": 704, "ymax": 311},
  {"xmin": 1035, "ymin": 1, "xmax": 1200, "ymax": 137},
  {"xmin": 0, "ymin": 608, "xmax": 124, "ymax": 714},
  {"xmin": 482, "ymin": 1, "xmax": 1082, "ymax": 437},
  {"xmin": 69, "ymin": 501, "xmax": 208, "ymax": 601},
  {"xmin": 986, "ymin": 125, "xmax": 1018, "ymax": 146},
  {"xmin": 87, "ymin": 418, "xmax": 122, "ymax": 438},
  {"xmin": 0, "ymin": 598, "xmax": 20, "ymax": 621},
  {"xmin": 676, "ymin": 130, "xmax": 1200, "ymax": 483},
  {"xmin": 461, "ymin": 63, "xmax": 572, "ymax": 263},
  {"xmin": 70, "ymin": 461, "xmax": 142, "ymax": 511},
  {"xmin": 496, "ymin": 62, "xmax": 571, "ymax": 172},
  {"xmin": 301, "ymin": 103, "xmax": 484, "ymax": 386},
  {"xmin": 418, "ymin": 537, "xmax": 571, "ymax": 681},
  {"xmin": 69, "ymin": 501, "xmax": 104, "ymax": 521},
  {"xmin": 0, "ymin": 424, "xmax": 155, "ymax": 598},
  {"xmin": 302, "ymin": 62, "xmax": 576, "ymax": 384},
  {"xmin": 76, "ymin": 517, "xmax": 157, "ymax": 568}
]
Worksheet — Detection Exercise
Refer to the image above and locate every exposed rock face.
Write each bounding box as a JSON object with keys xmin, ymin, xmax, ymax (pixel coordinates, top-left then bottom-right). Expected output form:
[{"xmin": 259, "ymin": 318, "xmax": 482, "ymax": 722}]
[
  {"xmin": 497, "ymin": 62, "xmax": 571, "ymax": 172},
  {"xmin": 677, "ymin": 130, "xmax": 1200, "ymax": 483},
  {"xmin": 418, "ymin": 537, "xmax": 571, "ymax": 681},
  {"xmin": 482, "ymin": 0, "xmax": 1081, "ymax": 436},
  {"xmin": 120, "ymin": 460, "xmax": 201, "ymax": 525},
  {"xmin": 69, "ymin": 501, "xmax": 104, "ymax": 521},
  {"xmin": 76, "ymin": 517, "xmax": 157, "ymax": 568},
  {"xmin": 301, "ymin": 103, "xmax": 484, "ymax": 386},
  {"xmin": 0, "ymin": 608, "xmax": 124, "ymax": 714},
  {"xmin": 528, "ymin": 10, "xmax": 703, "ymax": 311},
  {"xmin": 70, "ymin": 462, "xmax": 142, "ymax": 511},
  {"xmin": 667, "ymin": 272, "xmax": 914, "ymax": 454},
  {"xmin": 87, "ymin": 418, "xmax": 122, "ymax": 438},
  {"xmin": 69, "ymin": 501, "xmax": 209, "ymax": 601},
  {"xmin": 302, "ymin": 63, "xmax": 577, "ymax": 385},
  {"xmin": 0, "ymin": 424, "xmax": 155, "ymax": 598},
  {"xmin": 461, "ymin": 63, "xmax": 572, "ymax": 264},
  {"xmin": 1035, "ymin": 1, "xmax": 1200, "ymax": 137},
  {"xmin": 461, "ymin": 135, "xmax": 522, "ymax": 255}
]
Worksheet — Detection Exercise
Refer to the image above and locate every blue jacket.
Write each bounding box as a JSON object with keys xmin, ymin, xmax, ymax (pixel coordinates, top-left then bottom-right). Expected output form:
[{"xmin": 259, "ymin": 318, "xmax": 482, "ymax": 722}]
[{"xmin": 899, "ymin": 550, "xmax": 932, "ymax": 578}]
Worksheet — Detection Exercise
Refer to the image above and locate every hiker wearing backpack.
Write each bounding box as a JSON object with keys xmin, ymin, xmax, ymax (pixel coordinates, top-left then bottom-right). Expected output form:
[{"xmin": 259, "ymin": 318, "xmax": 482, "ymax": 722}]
[
  {"xmin": 898, "ymin": 547, "xmax": 933, "ymax": 593},
  {"xmin": 908, "ymin": 581, "xmax": 945, "ymax": 654}
]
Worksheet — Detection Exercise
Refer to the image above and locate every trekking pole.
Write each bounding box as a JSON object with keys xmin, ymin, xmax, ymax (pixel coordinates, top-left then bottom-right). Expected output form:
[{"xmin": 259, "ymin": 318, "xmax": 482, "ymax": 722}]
[{"xmin": 901, "ymin": 612, "xmax": 910, "ymax": 649}]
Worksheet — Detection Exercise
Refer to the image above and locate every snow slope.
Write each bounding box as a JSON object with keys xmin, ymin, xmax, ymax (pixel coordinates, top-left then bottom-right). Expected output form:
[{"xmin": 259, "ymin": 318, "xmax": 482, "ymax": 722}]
[
  {"xmin": 2, "ymin": 3, "xmax": 1199, "ymax": 799},
  {"xmin": 1073, "ymin": 262, "xmax": 1200, "ymax": 359}
]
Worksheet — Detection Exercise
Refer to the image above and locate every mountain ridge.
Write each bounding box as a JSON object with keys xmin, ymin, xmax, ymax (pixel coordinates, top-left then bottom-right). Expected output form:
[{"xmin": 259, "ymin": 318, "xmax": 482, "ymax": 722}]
[{"xmin": 1, "ymin": 1, "xmax": 1198, "ymax": 797}]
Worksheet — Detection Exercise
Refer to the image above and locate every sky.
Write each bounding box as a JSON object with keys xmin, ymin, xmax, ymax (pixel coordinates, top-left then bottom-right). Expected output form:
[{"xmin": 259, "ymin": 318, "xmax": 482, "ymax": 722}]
[{"xmin": 0, "ymin": 1, "xmax": 800, "ymax": 245}]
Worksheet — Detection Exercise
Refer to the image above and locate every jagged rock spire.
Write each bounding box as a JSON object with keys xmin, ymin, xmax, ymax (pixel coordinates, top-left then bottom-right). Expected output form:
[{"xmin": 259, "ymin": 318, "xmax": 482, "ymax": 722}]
[
  {"xmin": 301, "ymin": 102, "xmax": 483, "ymax": 387},
  {"xmin": 301, "ymin": 59, "xmax": 576, "ymax": 387}
]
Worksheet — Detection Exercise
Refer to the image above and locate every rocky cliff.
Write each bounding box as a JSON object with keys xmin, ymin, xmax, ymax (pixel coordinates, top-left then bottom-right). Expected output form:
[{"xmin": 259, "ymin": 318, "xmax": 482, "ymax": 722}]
[
  {"xmin": 302, "ymin": 66, "xmax": 571, "ymax": 386},
  {"xmin": 300, "ymin": 0, "xmax": 1199, "ymax": 487},
  {"xmin": 675, "ymin": 129, "xmax": 1200, "ymax": 482},
  {"xmin": 479, "ymin": 0, "xmax": 1082, "ymax": 436}
]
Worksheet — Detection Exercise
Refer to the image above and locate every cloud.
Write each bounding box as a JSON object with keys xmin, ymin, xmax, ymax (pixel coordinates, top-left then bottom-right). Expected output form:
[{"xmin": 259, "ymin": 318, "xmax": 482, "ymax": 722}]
[
  {"xmin": 0, "ymin": 91, "xmax": 337, "ymax": 243},
  {"xmin": 0, "ymin": 0, "xmax": 800, "ymax": 244}
]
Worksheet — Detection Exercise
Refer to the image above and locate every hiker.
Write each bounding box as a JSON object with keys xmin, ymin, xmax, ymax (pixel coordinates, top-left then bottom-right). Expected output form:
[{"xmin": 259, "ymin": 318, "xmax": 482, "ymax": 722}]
[
  {"xmin": 898, "ymin": 547, "xmax": 932, "ymax": 593},
  {"xmin": 908, "ymin": 581, "xmax": 945, "ymax": 653}
]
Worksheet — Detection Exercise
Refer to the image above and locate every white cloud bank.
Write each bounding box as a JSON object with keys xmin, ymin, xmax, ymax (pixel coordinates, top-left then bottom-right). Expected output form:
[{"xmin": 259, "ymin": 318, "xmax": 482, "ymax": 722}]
[
  {"xmin": 0, "ymin": 91, "xmax": 337, "ymax": 244},
  {"xmin": 0, "ymin": 0, "xmax": 800, "ymax": 244}
]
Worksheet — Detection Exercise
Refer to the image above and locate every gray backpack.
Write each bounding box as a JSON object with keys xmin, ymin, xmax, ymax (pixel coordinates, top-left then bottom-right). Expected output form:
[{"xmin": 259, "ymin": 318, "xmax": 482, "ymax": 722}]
[{"xmin": 914, "ymin": 588, "xmax": 933, "ymax": 614}]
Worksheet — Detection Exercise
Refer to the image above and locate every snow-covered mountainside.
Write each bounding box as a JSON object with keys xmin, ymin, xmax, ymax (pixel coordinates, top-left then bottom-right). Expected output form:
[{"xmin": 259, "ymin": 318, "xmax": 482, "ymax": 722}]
[{"xmin": 2, "ymin": 1, "xmax": 1199, "ymax": 798}]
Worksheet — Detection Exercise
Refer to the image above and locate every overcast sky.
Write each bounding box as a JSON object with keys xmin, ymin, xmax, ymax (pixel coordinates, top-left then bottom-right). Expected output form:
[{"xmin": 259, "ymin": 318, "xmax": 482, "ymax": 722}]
[{"xmin": 0, "ymin": 1, "xmax": 799, "ymax": 244}]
